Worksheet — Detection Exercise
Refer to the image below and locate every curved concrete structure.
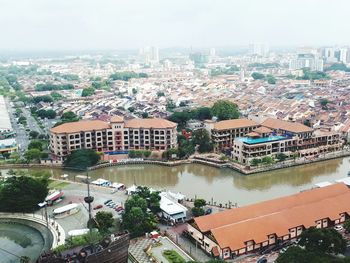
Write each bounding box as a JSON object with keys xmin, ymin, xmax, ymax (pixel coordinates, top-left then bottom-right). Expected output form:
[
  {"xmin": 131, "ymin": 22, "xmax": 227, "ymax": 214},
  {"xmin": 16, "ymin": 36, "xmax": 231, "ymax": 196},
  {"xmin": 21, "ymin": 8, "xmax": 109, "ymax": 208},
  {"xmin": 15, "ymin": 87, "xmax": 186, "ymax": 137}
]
[{"xmin": 0, "ymin": 212, "xmax": 65, "ymax": 248}]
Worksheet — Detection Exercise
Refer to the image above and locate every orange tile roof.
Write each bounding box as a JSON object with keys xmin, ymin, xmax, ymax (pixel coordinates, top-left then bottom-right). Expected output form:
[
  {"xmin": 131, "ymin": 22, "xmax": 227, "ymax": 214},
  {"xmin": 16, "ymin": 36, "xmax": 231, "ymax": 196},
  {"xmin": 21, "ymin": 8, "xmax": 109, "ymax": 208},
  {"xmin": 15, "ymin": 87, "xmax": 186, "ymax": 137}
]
[
  {"xmin": 125, "ymin": 118, "xmax": 177, "ymax": 129},
  {"xmin": 194, "ymin": 183, "xmax": 350, "ymax": 250},
  {"xmin": 261, "ymin": 118, "xmax": 313, "ymax": 133},
  {"xmin": 110, "ymin": 115, "xmax": 124, "ymax": 123},
  {"xmin": 213, "ymin": 119, "xmax": 258, "ymax": 131},
  {"xmin": 51, "ymin": 120, "xmax": 111, "ymax": 134},
  {"xmin": 253, "ymin": 127, "xmax": 272, "ymax": 134}
]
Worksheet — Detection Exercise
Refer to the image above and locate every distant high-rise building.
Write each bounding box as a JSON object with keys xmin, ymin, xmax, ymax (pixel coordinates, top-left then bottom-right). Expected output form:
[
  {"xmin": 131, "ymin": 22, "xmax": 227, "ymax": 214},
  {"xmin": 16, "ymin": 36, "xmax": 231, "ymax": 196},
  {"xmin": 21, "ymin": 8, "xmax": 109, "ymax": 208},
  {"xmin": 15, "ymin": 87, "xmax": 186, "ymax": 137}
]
[
  {"xmin": 339, "ymin": 48, "xmax": 348, "ymax": 64},
  {"xmin": 250, "ymin": 43, "xmax": 269, "ymax": 57},
  {"xmin": 210, "ymin": 48, "xmax": 216, "ymax": 57},
  {"xmin": 289, "ymin": 54, "xmax": 323, "ymax": 71},
  {"xmin": 140, "ymin": 46, "xmax": 159, "ymax": 65},
  {"xmin": 189, "ymin": 52, "xmax": 209, "ymax": 64},
  {"xmin": 324, "ymin": 47, "xmax": 338, "ymax": 63}
]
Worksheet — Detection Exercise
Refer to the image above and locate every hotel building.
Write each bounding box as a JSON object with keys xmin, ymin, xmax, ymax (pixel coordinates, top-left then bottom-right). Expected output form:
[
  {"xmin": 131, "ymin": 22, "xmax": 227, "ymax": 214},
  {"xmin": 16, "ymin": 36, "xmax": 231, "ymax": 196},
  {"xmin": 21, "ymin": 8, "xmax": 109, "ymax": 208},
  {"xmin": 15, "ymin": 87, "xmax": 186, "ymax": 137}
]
[
  {"xmin": 204, "ymin": 119, "xmax": 260, "ymax": 151},
  {"xmin": 232, "ymin": 118, "xmax": 342, "ymax": 165},
  {"xmin": 187, "ymin": 183, "xmax": 350, "ymax": 260},
  {"xmin": 50, "ymin": 116, "xmax": 177, "ymax": 160}
]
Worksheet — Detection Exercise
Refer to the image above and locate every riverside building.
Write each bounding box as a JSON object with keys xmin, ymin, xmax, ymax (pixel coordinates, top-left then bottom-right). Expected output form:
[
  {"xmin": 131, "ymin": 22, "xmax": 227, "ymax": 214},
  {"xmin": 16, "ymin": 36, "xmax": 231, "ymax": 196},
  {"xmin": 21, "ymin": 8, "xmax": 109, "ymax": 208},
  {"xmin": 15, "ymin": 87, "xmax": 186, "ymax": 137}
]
[
  {"xmin": 50, "ymin": 116, "xmax": 177, "ymax": 160},
  {"xmin": 187, "ymin": 183, "xmax": 350, "ymax": 259},
  {"xmin": 204, "ymin": 119, "xmax": 260, "ymax": 151},
  {"xmin": 232, "ymin": 118, "xmax": 342, "ymax": 165}
]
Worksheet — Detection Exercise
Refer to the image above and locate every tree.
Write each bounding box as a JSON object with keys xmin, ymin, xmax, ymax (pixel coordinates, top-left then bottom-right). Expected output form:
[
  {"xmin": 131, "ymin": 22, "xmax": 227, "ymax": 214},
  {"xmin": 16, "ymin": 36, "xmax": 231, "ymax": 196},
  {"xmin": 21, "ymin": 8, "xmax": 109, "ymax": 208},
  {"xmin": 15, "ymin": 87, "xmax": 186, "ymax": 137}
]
[
  {"xmin": 157, "ymin": 91, "xmax": 165, "ymax": 97},
  {"xmin": 132, "ymin": 88, "xmax": 137, "ymax": 95},
  {"xmin": 261, "ymin": 156, "xmax": 273, "ymax": 164},
  {"xmin": 36, "ymin": 109, "xmax": 56, "ymax": 119},
  {"xmin": 128, "ymin": 107, "xmax": 135, "ymax": 112},
  {"xmin": 320, "ymin": 99, "xmax": 330, "ymax": 109},
  {"xmin": 325, "ymin": 63, "xmax": 350, "ymax": 72},
  {"xmin": 344, "ymin": 220, "xmax": 350, "ymax": 234},
  {"xmin": 64, "ymin": 149, "xmax": 100, "ymax": 170},
  {"xmin": 179, "ymin": 101, "xmax": 187, "ymax": 107},
  {"xmin": 298, "ymin": 227, "xmax": 347, "ymax": 255},
  {"xmin": 192, "ymin": 129, "xmax": 213, "ymax": 153},
  {"xmin": 194, "ymin": 107, "xmax": 212, "ymax": 120},
  {"xmin": 211, "ymin": 100, "xmax": 240, "ymax": 120},
  {"xmin": 2, "ymin": 152, "xmax": 10, "ymax": 159},
  {"xmin": 194, "ymin": 199, "xmax": 206, "ymax": 208},
  {"xmin": 142, "ymin": 112, "xmax": 148, "ymax": 118},
  {"xmin": 82, "ymin": 87, "xmax": 95, "ymax": 97},
  {"xmin": 275, "ymin": 153, "xmax": 287, "ymax": 162},
  {"xmin": 135, "ymin": 186, "xmax": 161, "ymax": 213},
  {"xmin": 93, "ymin": 211, "xmax": 114, "ymax": 234},
  {"xmin": 267, "ymin": 75, "xmax": 276, "ymax": 84},
  {"xmin": 24, "ymin": 149, "xmax": 42, "ymax": 162},
  {"xmin": 166, "ymin": 99, "xmax": 176, "ymax": 111},
  {"xmin": 32, "ymin": 95, "xmax": 53, "ymax": 103},
  {"xmin": 109, "ymin": 72, "xmax": 148, "ymax": 81},
  {"xmin": 192, "ymin": 207, "xmax": 205, "ymax": 217},
  {"xmin": 192, "ymin": 198, "xmax": 206, "ymax": 217},
  {"xmin": 276, "ymin": 246, "xmax": 327, "ymax": 263},
  {"xmin": 122, "ymin": 195, "xmax": 157, "ymax": 237},
  {"xmin": 250, "ymin": 158, "xmax": 261, "ymax": 166},
  {"xmin": 0, "ymin": 175, "xmax": 49, "ymax": 212},
  {"xmin": 29, "ymin": 130, "xmax": 39, "ymax": 139},
  {"xmin": 50, "ymin": 91, "xmax": 64, "ymax": 101},
  {"xmin": 28, "ymin": 140, "xmax": 43, "ymax": 151},
  {"xmin": 304, "ymin": 119, "xmax": 311, "ymax": 127},
  {"xmin": 251, "ymin": 72, "xmax": 265, "ymax": 80},
  {"xmin": 62, "ymin": 111, "xmax": 78, "ymax": 121}
]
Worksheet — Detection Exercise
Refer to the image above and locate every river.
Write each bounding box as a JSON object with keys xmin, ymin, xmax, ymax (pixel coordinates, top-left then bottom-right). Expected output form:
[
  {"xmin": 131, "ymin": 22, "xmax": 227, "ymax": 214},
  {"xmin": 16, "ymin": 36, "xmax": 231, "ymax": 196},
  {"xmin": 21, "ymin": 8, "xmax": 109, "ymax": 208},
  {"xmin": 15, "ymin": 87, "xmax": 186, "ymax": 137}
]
[{"xmin": 1, "ymin": 157, "xmax": 349, "ymax": 206}]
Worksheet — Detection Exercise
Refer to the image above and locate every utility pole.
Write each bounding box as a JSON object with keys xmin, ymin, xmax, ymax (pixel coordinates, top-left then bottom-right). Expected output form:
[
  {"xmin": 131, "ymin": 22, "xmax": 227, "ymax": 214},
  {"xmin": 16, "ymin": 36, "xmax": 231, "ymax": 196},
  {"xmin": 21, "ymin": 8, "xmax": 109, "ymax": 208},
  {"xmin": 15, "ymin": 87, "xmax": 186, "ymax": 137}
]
[{"xmin": 83, "ymin": 169, "xmax": 94, "ymax": 235}]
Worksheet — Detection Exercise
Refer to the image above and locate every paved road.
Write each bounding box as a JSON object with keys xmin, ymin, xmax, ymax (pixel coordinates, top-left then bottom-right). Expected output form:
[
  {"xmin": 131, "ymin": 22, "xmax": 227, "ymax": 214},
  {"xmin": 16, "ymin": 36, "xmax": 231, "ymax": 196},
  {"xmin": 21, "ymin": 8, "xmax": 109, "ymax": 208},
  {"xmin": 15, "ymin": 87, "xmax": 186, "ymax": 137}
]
[
  {"xmin": 5, "ymin": 98, "xmax": 29, "ymax": 153},
  {"xmin": 40, "ymin": 181, "xmax": 129, "ymax": 235}
]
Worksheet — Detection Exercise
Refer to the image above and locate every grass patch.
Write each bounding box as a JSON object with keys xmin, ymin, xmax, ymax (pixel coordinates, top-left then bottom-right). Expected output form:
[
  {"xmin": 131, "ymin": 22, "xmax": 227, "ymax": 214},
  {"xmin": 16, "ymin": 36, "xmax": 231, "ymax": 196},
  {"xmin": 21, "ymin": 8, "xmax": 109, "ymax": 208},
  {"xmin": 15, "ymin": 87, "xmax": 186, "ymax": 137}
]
[
  {"xmin": 49, "ymin": 180, "xmax": 70, "ymax": 189},
  {"xmin": 162, "ymin": 250, "xmax": 186, "ymax": 263}
]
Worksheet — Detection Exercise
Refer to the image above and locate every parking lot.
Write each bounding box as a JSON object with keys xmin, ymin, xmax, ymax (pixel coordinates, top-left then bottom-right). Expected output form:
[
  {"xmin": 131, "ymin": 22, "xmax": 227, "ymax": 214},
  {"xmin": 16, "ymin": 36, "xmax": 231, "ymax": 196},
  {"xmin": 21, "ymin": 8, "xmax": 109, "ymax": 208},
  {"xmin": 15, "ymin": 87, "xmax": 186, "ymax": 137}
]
[{"xmin": 39, "ymin": 181, "xmax": 129, "ymax": 235}]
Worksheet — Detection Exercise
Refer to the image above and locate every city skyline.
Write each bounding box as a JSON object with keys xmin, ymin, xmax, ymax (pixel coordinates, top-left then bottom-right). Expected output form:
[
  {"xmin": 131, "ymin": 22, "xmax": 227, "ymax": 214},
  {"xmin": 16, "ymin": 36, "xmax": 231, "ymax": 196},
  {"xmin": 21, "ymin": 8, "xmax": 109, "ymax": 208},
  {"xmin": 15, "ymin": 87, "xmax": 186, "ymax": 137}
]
[{"xmin": 1, "ymin": 0, "xmax": 350, "ymax": 51}]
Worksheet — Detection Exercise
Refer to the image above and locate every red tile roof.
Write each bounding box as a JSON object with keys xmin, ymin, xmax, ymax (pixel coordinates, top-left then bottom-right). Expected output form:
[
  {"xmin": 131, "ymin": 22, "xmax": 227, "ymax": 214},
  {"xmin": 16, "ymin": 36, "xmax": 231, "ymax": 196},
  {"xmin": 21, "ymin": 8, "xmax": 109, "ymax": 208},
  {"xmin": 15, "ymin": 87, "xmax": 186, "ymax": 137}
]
[
  {"xmin": 51, "ymin": 120, "xmax": 111, "ymax": 134},
  {"xmin": 213, "ymin": 119, "xmax": 258, "ymax": 131},
  {"xmin": 262, "ymin": 118, "xmax": 313, "ymax": 133},
  {"xmin": 194, "ymin": 183, "xmax": 350, "ymax": 251}
]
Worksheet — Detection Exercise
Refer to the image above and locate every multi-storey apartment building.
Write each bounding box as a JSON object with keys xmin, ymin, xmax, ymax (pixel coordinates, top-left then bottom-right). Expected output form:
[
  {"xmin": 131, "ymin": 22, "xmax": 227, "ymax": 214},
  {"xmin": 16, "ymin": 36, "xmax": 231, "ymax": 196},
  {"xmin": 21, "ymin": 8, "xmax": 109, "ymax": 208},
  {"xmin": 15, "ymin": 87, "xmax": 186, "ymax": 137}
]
[
  {"xmin": 204, "ymin": 119, "xmax": 260, "ymax": 151},
  {"xmin": 232, "ymin": 118, "xmax": 343, "ymax": 165},
  {"xmin": 50, "ymin": 116, "xmax": 177, "ymax": 160}
]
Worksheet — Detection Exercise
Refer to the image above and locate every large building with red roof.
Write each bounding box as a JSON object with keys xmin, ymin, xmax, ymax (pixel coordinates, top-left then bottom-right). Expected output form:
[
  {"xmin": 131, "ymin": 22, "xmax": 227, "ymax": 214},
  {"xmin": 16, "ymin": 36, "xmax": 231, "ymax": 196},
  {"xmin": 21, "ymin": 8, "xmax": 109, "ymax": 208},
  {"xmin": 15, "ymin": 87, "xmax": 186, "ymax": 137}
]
[
  {"xmin": 187, "ymin": 183, "xmax": 350, "ymax": 260},
  {"xmin": 50, "ymin": 116, "xmax": 177, "ymax": 159}
]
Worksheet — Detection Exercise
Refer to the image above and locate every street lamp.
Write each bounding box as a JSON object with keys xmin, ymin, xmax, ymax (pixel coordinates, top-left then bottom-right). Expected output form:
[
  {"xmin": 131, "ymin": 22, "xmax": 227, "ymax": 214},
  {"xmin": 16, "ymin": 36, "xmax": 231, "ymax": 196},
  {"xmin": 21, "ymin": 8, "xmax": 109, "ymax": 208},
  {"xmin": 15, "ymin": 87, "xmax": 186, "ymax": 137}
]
[{"xmin": 63, "ymin": 165, "xmax": 94, "ymax": 234}]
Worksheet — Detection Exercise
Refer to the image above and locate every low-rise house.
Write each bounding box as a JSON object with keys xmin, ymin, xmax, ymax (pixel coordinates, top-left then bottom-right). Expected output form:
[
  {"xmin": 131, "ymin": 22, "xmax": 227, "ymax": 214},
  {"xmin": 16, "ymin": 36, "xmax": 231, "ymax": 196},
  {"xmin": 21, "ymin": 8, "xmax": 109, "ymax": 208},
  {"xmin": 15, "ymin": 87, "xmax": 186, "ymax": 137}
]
[
  {"xmin": 187, "ymin": 183, "xmax": 350, "ymax": 259},
  {"xmin": 159, "ymin": 192, "xmax": 187, "ymax": 223}
]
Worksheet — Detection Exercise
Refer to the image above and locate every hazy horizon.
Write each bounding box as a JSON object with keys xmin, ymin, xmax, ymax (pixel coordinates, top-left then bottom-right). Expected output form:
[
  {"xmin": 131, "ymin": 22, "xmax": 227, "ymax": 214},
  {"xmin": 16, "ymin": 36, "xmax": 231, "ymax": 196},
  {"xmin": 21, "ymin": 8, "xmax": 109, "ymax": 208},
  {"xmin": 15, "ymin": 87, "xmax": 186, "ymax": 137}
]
[{"xmin": 1, "ymin": 0, "xmax": 350, "ymax": 51}]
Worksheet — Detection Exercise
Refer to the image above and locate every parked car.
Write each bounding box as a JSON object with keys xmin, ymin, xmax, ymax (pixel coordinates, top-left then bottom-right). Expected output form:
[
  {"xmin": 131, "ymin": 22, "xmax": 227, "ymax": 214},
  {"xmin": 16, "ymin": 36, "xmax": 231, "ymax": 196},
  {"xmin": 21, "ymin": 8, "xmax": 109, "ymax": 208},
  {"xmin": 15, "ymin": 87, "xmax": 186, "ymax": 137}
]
[
  {"xmin": 335, "ymin": 225, "xmax": 344, "ymax": 231},
  {"xmin": 257, "ymin": 257, "xmax": 267, "ymax": 263},
  {"xmin": 115, "ymin": 206, "xmax": 124, "ymax": 212},
  {"xmin": 280, "ymin": 247, "xmax": 288, "ymax": 254},
  {"xmin": 205, "ymin": 208, "xmax": 212, "ymax": 215},
  {"xmin": 104, "ymin": 199, "xmax": 112, "ymax": 205},
  {"xmin": 117, "ymin": 209, "xmax": 125, "ymax": 215},
  {"xmin": 93, "ymin": 205, "xmax": 103, "ymax": 210},
  {"xmin": 108, "ymin": 202, "xmax": 115, "ymax": 207}
]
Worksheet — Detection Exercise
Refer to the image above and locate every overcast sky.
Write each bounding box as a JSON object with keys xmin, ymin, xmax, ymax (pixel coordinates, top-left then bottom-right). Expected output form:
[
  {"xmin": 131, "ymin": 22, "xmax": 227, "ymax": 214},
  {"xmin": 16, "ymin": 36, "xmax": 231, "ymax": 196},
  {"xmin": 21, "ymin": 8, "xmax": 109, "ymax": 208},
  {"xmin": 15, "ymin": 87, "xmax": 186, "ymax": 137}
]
[{"xmin": 1, "ymin": 0, "xmax": 349, "ymax": 51}]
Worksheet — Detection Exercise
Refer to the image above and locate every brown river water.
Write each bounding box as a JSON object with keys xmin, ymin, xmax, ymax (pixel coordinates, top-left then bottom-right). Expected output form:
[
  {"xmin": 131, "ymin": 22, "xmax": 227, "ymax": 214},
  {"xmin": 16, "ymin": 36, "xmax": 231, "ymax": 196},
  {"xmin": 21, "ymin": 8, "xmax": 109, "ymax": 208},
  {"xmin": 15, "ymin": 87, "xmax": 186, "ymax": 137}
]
[{"xmin": 1, "ymin": 157, "xmax": 349, "ymax": 206}]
